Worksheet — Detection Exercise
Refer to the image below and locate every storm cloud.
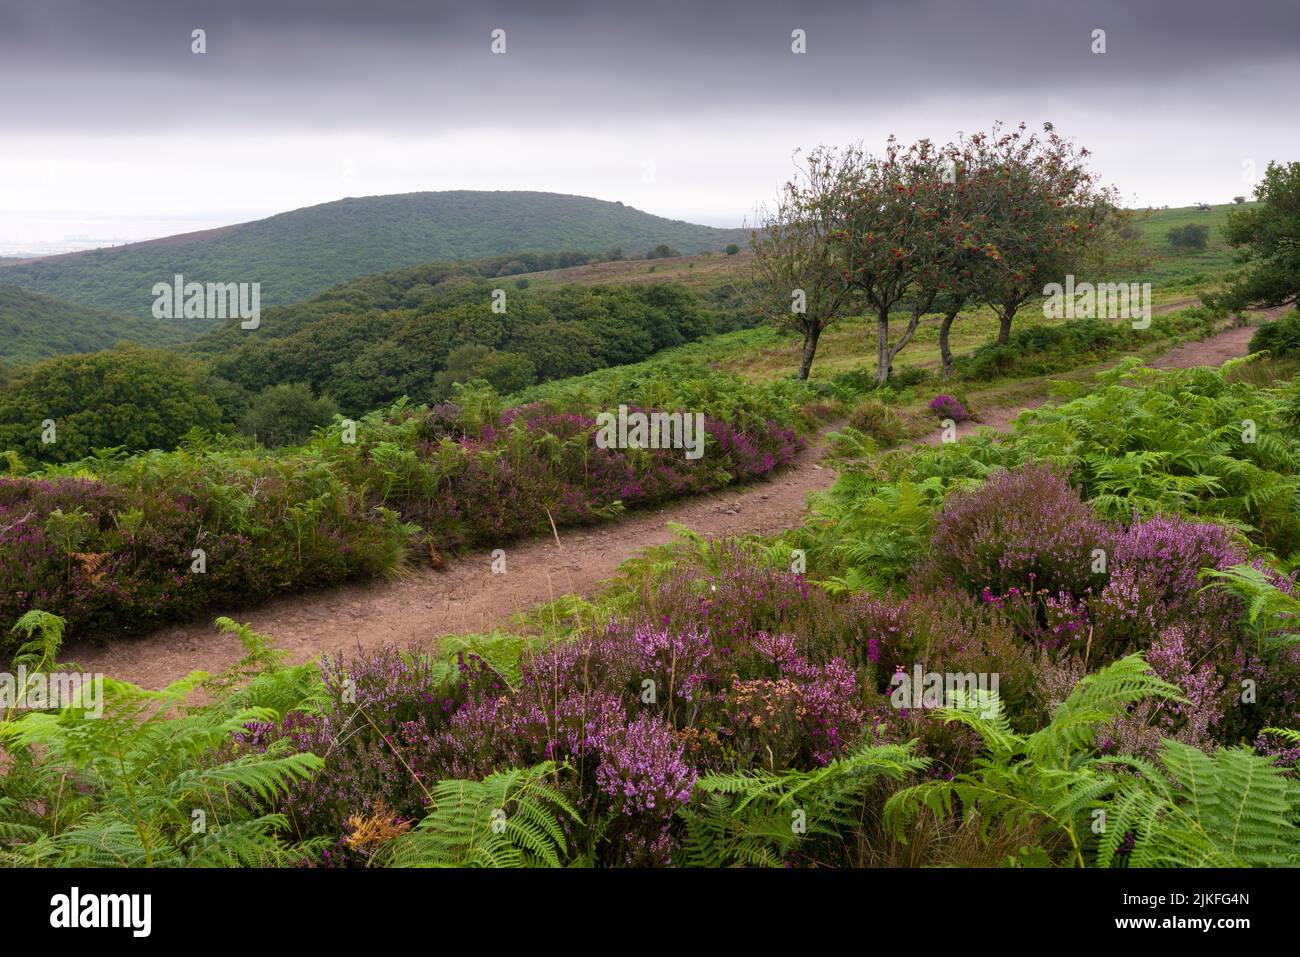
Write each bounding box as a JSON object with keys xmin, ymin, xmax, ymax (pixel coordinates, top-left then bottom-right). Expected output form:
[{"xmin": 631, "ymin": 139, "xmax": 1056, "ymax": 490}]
[
  {"xmin": 3, "ymin": 0, "xmax": 1297, "ymax": 131},
  {"xmin": 1, "ymin": 0, "xmax": 1297, "ymax": 240}
]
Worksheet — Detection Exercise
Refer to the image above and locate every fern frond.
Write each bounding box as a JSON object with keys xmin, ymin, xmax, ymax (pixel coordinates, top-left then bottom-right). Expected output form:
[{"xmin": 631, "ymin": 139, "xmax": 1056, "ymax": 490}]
[{"xmin": 377, "ymin": 762, "xmax": 579, "ymax": 868}]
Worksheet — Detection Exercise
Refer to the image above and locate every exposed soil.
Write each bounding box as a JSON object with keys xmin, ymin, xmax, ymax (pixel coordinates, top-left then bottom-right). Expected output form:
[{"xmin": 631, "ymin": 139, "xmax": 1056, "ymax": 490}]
[
  {"xmin": 61, "ymin": 311, "xmax": 1285, "ymax": 688},
  {"xmin": 63, "ymin": 430, "xmax": 844, "ymax": 687},
  {"xmin": 917, "ymin": 400, "xmax": 1046, "ymax": 447},
  {"xmin": 1148, "ymin": 323, "xmax": 1257, "ymax": 369}
]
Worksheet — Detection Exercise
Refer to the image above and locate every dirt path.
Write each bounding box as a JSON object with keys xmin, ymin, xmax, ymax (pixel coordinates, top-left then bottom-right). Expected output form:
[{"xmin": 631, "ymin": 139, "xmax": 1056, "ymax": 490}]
[
  {"xmin": 62, "ymin": 311, "xmax": 1284, "ymax": 688},
  {"xmin": 64, "ymin": 431, "xmax": 844, "ymax": 687},
  {"xmin": 1148, "ymin": 323, "xmax": 1257, "ymax": 369}
]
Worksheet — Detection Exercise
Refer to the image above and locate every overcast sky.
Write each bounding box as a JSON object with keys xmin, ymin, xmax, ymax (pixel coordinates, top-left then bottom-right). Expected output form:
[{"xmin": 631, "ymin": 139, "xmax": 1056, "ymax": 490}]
[{"xmin": 1, "ymin": 0, "xmax": 1297, "ymax": 250}]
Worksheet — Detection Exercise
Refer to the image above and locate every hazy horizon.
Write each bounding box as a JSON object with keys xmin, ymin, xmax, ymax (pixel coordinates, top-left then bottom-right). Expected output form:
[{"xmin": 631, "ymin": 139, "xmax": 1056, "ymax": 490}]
[{"xmin": 0, "ymin": 188, "xmax": 1258, "ymax": 260}]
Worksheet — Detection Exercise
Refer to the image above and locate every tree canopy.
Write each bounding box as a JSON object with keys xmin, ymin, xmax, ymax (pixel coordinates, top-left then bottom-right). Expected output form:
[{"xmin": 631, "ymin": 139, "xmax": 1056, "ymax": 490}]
[
  {"xmin": 1208, "ymin": 161, "xmax": 1300, "ymax": 313},
  {"xmin": 0, "ymin": 345, "xmax": 224, "ymax": 463}
]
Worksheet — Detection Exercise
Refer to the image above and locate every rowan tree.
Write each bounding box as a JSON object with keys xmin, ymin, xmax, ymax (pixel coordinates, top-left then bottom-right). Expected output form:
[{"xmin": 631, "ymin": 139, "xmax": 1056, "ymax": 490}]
[
  {"xmin": 915, "ymin": 137, "xmax": 1003, "ymax": 377},
  {"xmin": 828, "ymin": 139, "xmax": 959, "ymax": 386},
  {"xmin": 972, "ymin": 123, "xmax": 1122, "ymax": 346},
  {"xmin": 748, "ymin": 150, "xmax": 858, "ymax": 380}
]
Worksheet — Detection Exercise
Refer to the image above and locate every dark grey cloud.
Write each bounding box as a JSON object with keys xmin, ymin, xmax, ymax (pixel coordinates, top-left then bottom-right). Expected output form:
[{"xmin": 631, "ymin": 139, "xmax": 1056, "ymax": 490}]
[{"xmin": 2, "ymin": 0, "xmax": 1297, "ymax": 134}]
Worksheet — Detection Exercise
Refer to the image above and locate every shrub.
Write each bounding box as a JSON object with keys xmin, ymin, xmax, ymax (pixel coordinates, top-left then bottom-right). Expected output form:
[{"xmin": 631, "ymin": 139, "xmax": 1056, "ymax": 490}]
[
  {"xmin": 1249, "ymin": 311, "xmax": 1300, "ymax": 360},
  {"xmin": 828, "ymin": 367, "xmax": 879, "ymax": 397},
  {"xmin": 1087, "ymin": 513, "xmax": 1244, "ymax": 654},
  {"xmin": 846, "ymin": 398, "xmax": 911, "ymax": 447},
  {"xmin": 239, "ymin": 383, "xmax": 339, "ymax": 448},
  {"xmin": 235, "ymin": 646, "xmax": 454, "ymax": 841},
  {"xmin": 925, "ymin": 463, "xmax": 1112, "ymax": 598},
  {"xmin": 927, "ymin": 394, "xmax": 969, "ymax": 423},
  {"xmin": 0, "ymin": 391, "xmax": 803, "ymax": 645},
  {"xmin": 892, "ymin": 366, "xmax": 930, "ymax": 389},
  {"xmin": 1168, "ymin": 223, "xmax": 1210, "ymax": 251},
  {"xmin": 1099, "ymin": 624, "xmax": 1229, "ymax": 758},
  {"xmin": 596, "ymin": 715, "xmax": 696, "ymax": 865},
  {"xmin": 960, "ymin": 319, "xmax": 1125, "ymax": 382},
  {"xmin": 0, "ymin": 345, "xmax": 224, "ymax": 463},
  {"xmin": 433, "ymin": 346, "xmax": 537, "ymax": 399}
]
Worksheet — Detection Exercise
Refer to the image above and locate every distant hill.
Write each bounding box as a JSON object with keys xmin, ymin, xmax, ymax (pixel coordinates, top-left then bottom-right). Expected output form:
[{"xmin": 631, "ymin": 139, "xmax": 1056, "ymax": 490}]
[
  {"xmin": 0, "ymin": 283, "xmax": 204, "ymax": 365},
  {"xmin": 0, "ymin": 191, "xmax": 749, "ymax": 318}
]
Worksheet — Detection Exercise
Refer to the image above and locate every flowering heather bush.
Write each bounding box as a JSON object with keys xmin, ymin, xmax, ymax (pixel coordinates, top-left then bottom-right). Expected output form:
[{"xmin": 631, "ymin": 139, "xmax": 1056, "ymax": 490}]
[
  {"xmin": 352, "ymin": 400, "xmax": 800, "ymax": 556},
  {"xmin": 960, "ymin": 510, "xmax": 1300, "ymax": 750},
  {"xmin": 927, "ymin": 394, "xmax": 970, "ymax": 423},
  {"xmin": 635, "ymin": 548, "xmax": 829, "ymax": 673},
  {"xmin": 831, "ymin": 592, "xmax": 908, "ymax": 674},
  {"xmin": 596, "ymin": 715, "xmax": 696, "ymax": 866},
  {"xmin": 0, "ymin": 469, "xmax": 401, "ymax": 650},
  {"xmin": 1088, "ymin": 513, "xmax": 1244, "ymax": 653},
  {"xmin": 925, "ymin": 463, "xmax": 1112, "ymax": 598},
  {"xmin": 843, "ymin": 588, "xmax": 1037, "ymax": 725},
  {"xmin": 1217, "ymin": 568, "xmax": 1300, "ymax": 744},
  {"xmin": 1255, "ymin": 730, "xmax": 1300, "ymax": 773},
  {"xmin": 719, "ymin": 674, "xmax": 808, "ymax": 765},
  {"xmin": 232, "ymin": 646, "xmax": 464, "ymax": 841},
  {"xmin": 715, "ymin": 648, "xmax": 867, "ymax": 769},
  {"xmin": 229, "ymin": 541, "xmax": 892, "ymax": 865},
  {"xmin": 632, "ymin": 623, "xmax": 713, "ymax": 702},
  {"xmin": 779, "ymin": 655, "xmax": 866, "ymax": 765},
  {"xmin": 1100, "ymin": 624, "xmax": 1229, "ymax": 759},
  {"xmin": 0, "ymin": 395, "xmax": 802, "ymax": 648},
  {"xmin": 1012, "ymin": 589, "xmax": 1090, "ymax": 650}
]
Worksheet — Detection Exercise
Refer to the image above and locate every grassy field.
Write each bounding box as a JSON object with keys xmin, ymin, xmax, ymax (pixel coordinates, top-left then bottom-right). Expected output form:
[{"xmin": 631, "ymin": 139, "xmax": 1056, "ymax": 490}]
[
  {"xmin": 1127, "ymin": 202, "xmax": 1251, "ymax": 289},
  {"xmin": 514, "ymin": 203, "xmax": 1253, "ymax": 297},
  {"xmin": 515, "ymin": 247, "xmax": 754, "ymax": 291}
]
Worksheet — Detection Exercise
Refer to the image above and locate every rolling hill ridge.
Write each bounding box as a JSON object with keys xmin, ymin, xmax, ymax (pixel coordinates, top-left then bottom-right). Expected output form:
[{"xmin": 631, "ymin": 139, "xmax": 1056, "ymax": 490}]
[{"xmin": 0, "ymin": 191, "xmax": 749, "ymax": 318}]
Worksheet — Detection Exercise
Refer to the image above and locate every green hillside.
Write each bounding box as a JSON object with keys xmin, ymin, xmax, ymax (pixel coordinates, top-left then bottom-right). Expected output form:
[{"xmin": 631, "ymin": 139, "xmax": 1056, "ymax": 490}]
[
  {"xmin": 0, "ymin": 283, "xmax": 204, "ymax": 365},
  {"xmin": 0, "ymin": 191, "xmax": 749, "ymax": 319},
  {"xmin": 1128, "ymin": 202, "xmax": 1252, "ymax": 288}
]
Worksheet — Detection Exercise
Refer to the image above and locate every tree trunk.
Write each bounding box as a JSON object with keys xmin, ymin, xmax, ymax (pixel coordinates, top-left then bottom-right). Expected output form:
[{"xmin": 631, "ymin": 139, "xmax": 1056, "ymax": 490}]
[
  {"xmin": 875, "ymin": 307, "xmax": 891, "ymax": 387},
  {"xmin": 877, "ymin": 306, "xmax": 926, "ymax": 388},
  {"xmin": 797, "ymin": 325, "xmax": 821, "ymax": 380},
  {"xmin": 939, "ymin": 307, "xmax": 959, "ymax": 378},
  {"xmin": 996, "ymin": 306, "xmax": 1014, "ymax": 346}
]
